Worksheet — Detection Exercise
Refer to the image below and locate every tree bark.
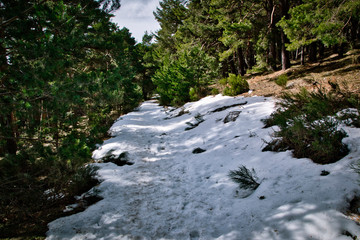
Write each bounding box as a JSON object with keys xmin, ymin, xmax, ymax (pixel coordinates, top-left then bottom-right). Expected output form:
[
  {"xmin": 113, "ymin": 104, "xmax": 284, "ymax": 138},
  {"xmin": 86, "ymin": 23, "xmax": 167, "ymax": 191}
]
[
  {"xmin": 350, "ymin": 17, "xmax": 359, "ymax": 45},
  {"xmin": 279, "ymin": 0, "xmax": 291, "ymax": 70},
  {"xmin": 338, "ymin": 43, "xmax": 345, "ymax": 58},
  {"xmin": 300, "ymin": 46, "xmax": 305, "ymax": 65},
  {"xmin": 308, "ymin": 41, "xmax": 317, "ymax": 62},
  {"xmin": 229, "ymin": 56, "xmax": 237, "ymax": 75},
  {"xmin": 246, "ymin": 41, "xmax": 255, "ymax": 69},
  {"xmin": 236, "ymin": 47, "xmax": 246, "ymax": 76},
  {"xmin": 281, "ymin": 30, "xmax": 291, "ymax": 70},
  {"xmin": 318, "ymin": 42, "xmax": 324, "ymax": 59},
  {"xmin": 266, "ymin": 0, "xmax": 277, "ymax": 71},
  {"xmin": 0, "ymin": 28, "xmax": 18, "ymax": 155},
  {"xmin": 221, "ymin": 59, "xmax": 229, "ymax": 78},
  {"xmin": 0, "ymin": 114, "xmax": 17, "ymax": 155}
]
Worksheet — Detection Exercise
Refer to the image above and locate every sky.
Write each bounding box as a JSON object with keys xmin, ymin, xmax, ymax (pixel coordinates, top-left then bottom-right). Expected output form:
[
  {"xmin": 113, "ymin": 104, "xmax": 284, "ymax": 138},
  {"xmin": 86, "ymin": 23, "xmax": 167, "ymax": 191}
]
[{"xmin": 111, "ymin": 0, "xmax": 161, "ymax": 43}]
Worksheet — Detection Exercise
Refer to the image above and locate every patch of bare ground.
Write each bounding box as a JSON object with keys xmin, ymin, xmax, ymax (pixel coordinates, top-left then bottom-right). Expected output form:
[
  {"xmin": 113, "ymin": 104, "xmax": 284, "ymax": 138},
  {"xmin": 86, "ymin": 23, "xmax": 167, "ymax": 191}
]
[{"xmin": 243, "ymin": 49, "xmax": 360, "ymax": 97}]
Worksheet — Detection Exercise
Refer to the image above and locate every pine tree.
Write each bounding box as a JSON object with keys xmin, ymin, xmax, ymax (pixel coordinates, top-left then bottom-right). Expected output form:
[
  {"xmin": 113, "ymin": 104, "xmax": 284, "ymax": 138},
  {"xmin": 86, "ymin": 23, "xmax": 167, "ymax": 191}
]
[{"xmin": 0, "ymin": 1, "xmax": 143, "ymax": 233}]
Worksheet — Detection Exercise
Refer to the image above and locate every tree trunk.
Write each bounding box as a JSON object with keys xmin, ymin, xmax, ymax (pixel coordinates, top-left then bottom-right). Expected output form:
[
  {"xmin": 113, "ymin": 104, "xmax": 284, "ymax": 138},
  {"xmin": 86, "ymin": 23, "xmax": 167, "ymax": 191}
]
[
  {"xmin": 281, "ymin": 31, "xmax": 291, "ymax": 70},
  {"xmin": 0, "ymin": 114, "xmax": 18, "ymax": 155},
  {"xmin": 300, "ymin": 46, "xmax": 305, "ymax": 65},
  {"xmin": 350, "ymin": 17, "xmax": 359, "ymax": 45},
  {"xmin": 338, "ymin": 43, "xmax": 345, "ymax": 58},
  {"xmin": 279, "ymin": 0, "xmax": 291, "ymax": 70},
  {"xmin": 229, "ymin": 56, "xmax": 237, "ymax": 75},
  {"xmin": 246, "ymin": 41, "xmax": 255, "ymax": 69},
  {"xmin": 318, "ymin": 42, "xmax": 324, "ymax": 59},
  {"xmin": 236, "ymin": 47, "xmax": 246, "ymax": 76},
  {"xmin": 221, "ymin": 59, "xmax": 229, "ymax": 78},
  {"xmin": 308, "ymin": 41, "xmax": 317, "ymax": 62},
  {"xmin": 54, "ymin": 121, "xmax": 59, "ymax": 150},
  {"xmin": 0, "ymin": 29, "xmax": 18, "ymax": 155},
  {"xmin": 266, "ymin": 0, "xmax": 277, "ymax": 71}
]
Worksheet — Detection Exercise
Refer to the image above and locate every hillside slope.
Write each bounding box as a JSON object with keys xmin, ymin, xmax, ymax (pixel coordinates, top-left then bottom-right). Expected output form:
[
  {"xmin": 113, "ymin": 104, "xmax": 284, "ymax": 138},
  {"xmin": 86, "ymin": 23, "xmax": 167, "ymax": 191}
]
[
  {"xmin": 47, "ymin": 95, "xmax": 360, "ymax": 240},
  {"xmin": 244, "ymin": 50, "xmax": 360, "ymax": 98}
]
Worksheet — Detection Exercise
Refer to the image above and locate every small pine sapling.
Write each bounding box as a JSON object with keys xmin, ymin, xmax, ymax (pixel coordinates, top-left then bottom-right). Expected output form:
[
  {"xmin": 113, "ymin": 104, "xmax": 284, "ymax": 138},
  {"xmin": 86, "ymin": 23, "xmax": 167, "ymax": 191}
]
[
  {"xmin": 275, "ymin": 74, "xmax": 288, "ymax": 88},
  {"xmin": 228, "ymin": 165, "xmax": 260, "ymax": 190}
]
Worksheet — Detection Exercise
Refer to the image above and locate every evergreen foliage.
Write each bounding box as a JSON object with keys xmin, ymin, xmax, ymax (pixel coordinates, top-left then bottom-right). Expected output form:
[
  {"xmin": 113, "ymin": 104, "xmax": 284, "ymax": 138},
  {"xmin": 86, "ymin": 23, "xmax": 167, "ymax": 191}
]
[
  {"xmin": 152, "ymin": 0, "xmax": 360, "ymax": 103},
  {"xmin": 275, "ymin": 74, "xmax": 288, "ymax": 88},
  {"xmin": 228, "ymin": 165, "xmax": 260, "ymax": 190},
  {"xmin": 262, "ymin": 87, "xmax": 359, "ymax": 164},
  {"xmin": 0, "ymin": 0, "xmax": 144, "ymax": 237},
  {"xmin": 134, "ymin": 32, "xmax": 158, "ymax": 100},
  {"xmin": 1, "ymin": 0, "xmax": 360, "ymax": 236},
  {"xmin": 278, "ymin": 0, "xmax": 360, "ymax": 53},
  {"xmin": 221, "ymin": 74, "xmax": 249, "ymax": 96},
  {"xmin": 152, "ymin": 44, "xmax": 218, "ymax": 105},
  {"xmin": 263, "ymin": 117, "xmax": 349, "ymax": 164}
]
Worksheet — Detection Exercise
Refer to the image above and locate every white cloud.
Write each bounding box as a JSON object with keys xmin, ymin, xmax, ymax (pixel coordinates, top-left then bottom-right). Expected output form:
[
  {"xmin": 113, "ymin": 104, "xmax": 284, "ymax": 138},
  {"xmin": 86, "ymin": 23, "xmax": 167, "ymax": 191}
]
[{"xmin": 111, "ymin": 0, "xmax": 160, "ymax": 42}]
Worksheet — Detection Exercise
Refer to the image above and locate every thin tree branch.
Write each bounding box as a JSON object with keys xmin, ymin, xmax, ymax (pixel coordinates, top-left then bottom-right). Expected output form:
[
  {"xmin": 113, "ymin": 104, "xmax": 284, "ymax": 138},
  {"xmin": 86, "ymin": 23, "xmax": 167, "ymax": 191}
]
[
  {"xmin": 0, "ymin": 135, "xmax": 58, "ymax": 143},
  {"xmin": 0, "ymin": 0, "xmax": 49, "ymax": 29}
]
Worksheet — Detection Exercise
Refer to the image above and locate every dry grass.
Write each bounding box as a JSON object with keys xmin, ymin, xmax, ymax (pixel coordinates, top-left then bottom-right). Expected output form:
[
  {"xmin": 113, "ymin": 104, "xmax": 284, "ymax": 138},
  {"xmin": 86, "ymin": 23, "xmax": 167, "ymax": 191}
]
[{"xmin": 243, "ymin": 49, "xmax": 360, "ymax": 97}]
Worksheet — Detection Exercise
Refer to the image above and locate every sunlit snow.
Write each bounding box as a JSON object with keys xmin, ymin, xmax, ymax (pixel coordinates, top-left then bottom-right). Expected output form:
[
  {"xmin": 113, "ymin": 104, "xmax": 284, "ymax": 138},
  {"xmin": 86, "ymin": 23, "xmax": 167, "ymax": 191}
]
[{"xmin": 47, "ymin": 95, "xmax": 360, "ymax": 240}]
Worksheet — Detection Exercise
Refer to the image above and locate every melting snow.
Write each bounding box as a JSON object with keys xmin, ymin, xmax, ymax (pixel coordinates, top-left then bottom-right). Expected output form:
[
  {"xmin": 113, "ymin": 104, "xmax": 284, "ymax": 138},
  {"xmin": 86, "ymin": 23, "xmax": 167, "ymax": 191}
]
[{"xmin": 47, "ymin": 95, "xmax": 360, "ymax": 240}]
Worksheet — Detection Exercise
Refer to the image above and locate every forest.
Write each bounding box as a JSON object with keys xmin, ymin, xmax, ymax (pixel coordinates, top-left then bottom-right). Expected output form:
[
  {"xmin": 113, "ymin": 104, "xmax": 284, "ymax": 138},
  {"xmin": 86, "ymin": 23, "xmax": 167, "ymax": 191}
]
[{"xmin": 1, "ymin": 0, "xmax": 359, "ymax": 238}]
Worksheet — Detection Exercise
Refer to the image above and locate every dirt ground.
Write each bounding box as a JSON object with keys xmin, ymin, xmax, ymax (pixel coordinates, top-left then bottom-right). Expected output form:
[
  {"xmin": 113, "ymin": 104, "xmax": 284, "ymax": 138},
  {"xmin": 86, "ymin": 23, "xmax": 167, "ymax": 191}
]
[{"xmin": 243, "ymin": 49, "xmax": 360, "ymax": 98}]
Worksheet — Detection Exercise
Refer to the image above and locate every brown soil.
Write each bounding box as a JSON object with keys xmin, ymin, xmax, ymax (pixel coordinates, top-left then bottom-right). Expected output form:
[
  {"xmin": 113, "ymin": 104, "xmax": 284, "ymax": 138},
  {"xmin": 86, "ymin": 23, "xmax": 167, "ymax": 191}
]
[{"xmin": 242, "ymin": 49, "xmax": 360, "ymax": 98}]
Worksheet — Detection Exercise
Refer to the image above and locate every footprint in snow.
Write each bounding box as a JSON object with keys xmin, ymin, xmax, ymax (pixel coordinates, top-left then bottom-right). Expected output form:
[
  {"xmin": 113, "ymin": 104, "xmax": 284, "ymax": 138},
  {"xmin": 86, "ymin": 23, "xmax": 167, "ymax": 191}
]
[{"xmin": 189, "ymin": 230, "xmax": 200, "ymax": 240}]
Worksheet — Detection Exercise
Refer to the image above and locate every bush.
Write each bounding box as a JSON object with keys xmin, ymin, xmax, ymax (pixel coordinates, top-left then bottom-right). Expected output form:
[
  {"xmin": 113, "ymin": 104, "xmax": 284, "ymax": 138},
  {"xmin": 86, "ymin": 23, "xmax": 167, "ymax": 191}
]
[
  {"xmin": 275, "ymin": 74, "xmax": 288, "ymax": 88},
  {"xmin": 263, "ymin": 87, "xmax": 360, "ymax": 128},
  {"xmin": 263, "ymin": 117, "xmax": 349, "ymax": 164},
  {"xmin": 211, "ymin": 88, "xmax": 220, "ymax": 95},
  {"xmin": 228, "ymin": 165, "xmax": 260, "ymax": 190},
  {"xmin": 67, "ymin": 165, "xmax": 100, "ymax": 196},
  {"xmin": 262, "ymin": 87, "xmax": 357, "ymax": 164},
  {"xmin": 189, "ymin": 87, "xmax": 200, "ymax": 101},
  {"xmin": 221, "ymin": 74, "xmax": 249, "ymax": 96},
  {"xmin": 337, "ymin": 108, "xmax": 360, "ymax": 128},
  {"xmin": 0, "ymin": 148, "xmax": 100, "ymax": 238},
  {"xmin": 153, "ymin": 44, "xmax": 218, "ymax": 106}
]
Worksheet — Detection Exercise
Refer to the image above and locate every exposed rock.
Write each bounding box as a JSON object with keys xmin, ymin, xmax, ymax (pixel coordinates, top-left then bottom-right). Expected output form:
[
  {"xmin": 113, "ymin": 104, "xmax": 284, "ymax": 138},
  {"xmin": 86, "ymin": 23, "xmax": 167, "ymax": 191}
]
[
  {"xmin": 102, "ymin": 151, "xmax": 134, "ymax": 166},
  {"xmin": 185, "ymin": 114, "xmax": 204, "ymax": 131},
  {"xmin": 210, "ymin": 102, "xmax": 247, "ymax": 113},
  {"xmin": 320, "ymin": 170, "xmax": 330, "ymax": 176},
  {"xmin": 165, "ymin": 107, "xmax": 190, "ymax": 119},
  {"xmin": 192, "ymin": 148, "xmax": 206, "ymax": 154},
  {"xmin": 223, "ymin": 111, "xmax": 241, "ymax": 123}
]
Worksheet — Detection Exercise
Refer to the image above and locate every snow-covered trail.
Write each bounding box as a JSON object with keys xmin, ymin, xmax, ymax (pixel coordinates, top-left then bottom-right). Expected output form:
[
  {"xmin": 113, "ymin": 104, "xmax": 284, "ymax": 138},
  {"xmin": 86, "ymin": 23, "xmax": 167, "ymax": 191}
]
[{"xmin": 47, "ymin": 95, "xmax": 360, "ymax": 240}]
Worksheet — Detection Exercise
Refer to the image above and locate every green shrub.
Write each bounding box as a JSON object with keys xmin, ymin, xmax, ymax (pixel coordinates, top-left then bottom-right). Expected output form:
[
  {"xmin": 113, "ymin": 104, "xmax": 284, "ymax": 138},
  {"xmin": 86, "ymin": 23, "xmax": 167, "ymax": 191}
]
[
  {"xmin": 275, "ymin": 74, "xmax": 288, "ymax": 88},
  {"xmin": 0, "ymin": 147, "xmax": 100, "ymax": 238},
  {"xmin": 262, "ymin": 87, "xmax": 357, "ymax": 164},
  {"xmin": 221, "ymin": 74, "xmax": 249, "ymax": 96},
  {"xmin": 228, "ymin": 165, "xmax": 260, "ymax": 190},
  {"xmin": 189, "ymin": 87, "xmax": 199, "ymax": 101},
  {"xmin": 211, "ymin": 88, "xmax": 220, "ymax": 95},
  {"xmin": 337, "ymin": 108, "xmax": 360, "ymax": 128},
  {"xmin": 263, "ymin": 87, "xmax": 360, "ymax": 128},
  {"xmin": 153, "ymin": 44, "xmax": 219, "ymax": 106},
  {"xmin": 263, "ymin": 117, "xmax": 349, "ymax": 164},
  {"xmin": 67, "ymin": 165, "xmax": 100, "ymax": 196},
  {"xmin": 219, "ymin": 77, "xmax": 228, "ymax": 86}
]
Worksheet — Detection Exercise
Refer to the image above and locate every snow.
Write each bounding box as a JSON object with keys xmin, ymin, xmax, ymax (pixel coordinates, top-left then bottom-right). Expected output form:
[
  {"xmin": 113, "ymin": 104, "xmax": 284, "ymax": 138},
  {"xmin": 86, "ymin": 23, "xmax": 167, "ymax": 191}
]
[{"xmin": 47, "ymin": 95, "xmax": 360, "ymax": 240}]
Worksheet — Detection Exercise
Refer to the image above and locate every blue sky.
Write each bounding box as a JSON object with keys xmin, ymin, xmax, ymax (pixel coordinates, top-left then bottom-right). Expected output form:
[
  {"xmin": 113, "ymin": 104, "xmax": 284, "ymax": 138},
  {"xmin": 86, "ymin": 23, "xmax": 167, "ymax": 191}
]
[{"xmin": 111, "ymin": 0, "xmax": 160, "ymax": 42}]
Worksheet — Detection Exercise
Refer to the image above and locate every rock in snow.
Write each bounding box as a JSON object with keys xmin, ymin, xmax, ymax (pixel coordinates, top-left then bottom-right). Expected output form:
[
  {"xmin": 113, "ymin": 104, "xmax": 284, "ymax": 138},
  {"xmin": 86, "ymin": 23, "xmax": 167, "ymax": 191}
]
[{"xmin": 47, "ymin": 95, "xmax": 360, "ymax": 240}]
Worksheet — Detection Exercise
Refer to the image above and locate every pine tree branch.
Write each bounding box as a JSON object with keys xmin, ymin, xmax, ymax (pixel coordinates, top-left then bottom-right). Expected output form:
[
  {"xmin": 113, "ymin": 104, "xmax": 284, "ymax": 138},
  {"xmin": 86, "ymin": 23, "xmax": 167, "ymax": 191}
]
[
  {"xmin": 0, "ymin": 0, "xmax": 49, "ymax": 29},
  {"xmin": 0, "ymin": 135, "xmax": 58, "ymax": 143}
]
